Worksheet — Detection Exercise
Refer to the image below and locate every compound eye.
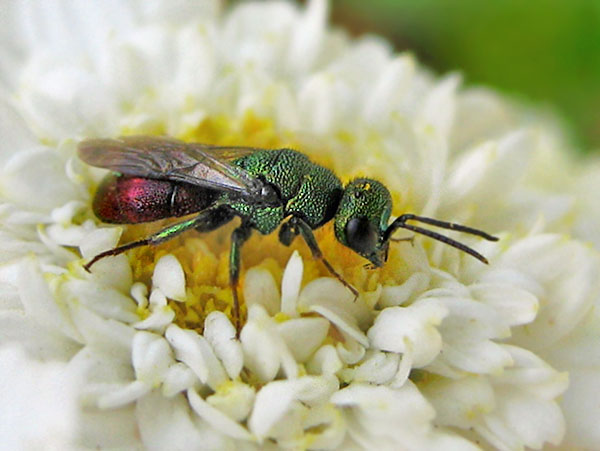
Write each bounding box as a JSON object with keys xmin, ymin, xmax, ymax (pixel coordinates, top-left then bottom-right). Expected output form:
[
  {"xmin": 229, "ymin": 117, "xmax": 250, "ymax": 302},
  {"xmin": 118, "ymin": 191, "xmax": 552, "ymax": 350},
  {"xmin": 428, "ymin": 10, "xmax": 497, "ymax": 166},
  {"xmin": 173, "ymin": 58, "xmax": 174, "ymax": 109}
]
[{"xmin": 346, "ymin": 217, "xmax": 378, "ymax": 255}]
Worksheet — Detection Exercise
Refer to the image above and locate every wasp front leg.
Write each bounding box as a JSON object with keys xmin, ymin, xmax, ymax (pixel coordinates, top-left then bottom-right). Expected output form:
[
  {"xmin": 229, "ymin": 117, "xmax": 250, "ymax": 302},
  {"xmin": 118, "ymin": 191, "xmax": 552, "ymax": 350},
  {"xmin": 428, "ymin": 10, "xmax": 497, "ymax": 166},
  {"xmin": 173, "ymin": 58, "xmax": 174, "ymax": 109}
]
[
  {"xmin": 229, "ymin": 223, "xmax": 252, "ymax": 333},
  {"xmin": 291, "ymin": 217, "xmax": 359, "ymax": 299}
]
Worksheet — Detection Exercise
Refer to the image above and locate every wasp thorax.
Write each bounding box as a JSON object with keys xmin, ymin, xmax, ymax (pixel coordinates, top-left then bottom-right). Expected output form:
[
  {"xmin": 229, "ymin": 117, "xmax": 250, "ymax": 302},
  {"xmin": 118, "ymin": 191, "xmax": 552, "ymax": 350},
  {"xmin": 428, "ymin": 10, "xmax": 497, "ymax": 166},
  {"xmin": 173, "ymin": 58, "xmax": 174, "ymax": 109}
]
[{"xmin": 334, "ymin": 178, "xmax": 392, "ymax": 266}]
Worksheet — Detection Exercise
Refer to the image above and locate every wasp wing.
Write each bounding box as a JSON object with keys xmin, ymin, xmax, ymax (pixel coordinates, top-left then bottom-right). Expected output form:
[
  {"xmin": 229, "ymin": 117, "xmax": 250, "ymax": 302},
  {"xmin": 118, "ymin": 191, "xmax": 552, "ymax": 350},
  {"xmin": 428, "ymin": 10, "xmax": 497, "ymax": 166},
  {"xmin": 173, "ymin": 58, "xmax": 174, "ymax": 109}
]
[{"xmin": 78, "ymin": 135, "xmax": 267, "ymax": 197}]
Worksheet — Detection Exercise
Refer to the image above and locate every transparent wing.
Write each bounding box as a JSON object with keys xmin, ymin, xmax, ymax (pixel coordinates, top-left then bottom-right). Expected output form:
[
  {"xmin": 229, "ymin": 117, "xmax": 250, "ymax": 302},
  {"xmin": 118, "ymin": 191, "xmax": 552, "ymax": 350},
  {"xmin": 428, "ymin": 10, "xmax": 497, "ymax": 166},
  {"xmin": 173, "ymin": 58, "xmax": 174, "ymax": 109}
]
[{"xmin": 78, "ymin": 135, "xmax": 267, "ymax": 197}]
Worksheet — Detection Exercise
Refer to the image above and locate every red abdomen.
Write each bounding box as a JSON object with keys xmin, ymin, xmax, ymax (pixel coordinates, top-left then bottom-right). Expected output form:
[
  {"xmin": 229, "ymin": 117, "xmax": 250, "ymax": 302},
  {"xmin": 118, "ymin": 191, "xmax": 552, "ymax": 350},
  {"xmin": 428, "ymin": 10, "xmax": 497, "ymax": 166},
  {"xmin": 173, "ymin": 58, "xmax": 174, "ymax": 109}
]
[{"xmin": 93, "ymin": 175, "xmax": 218, "ymax": 223}]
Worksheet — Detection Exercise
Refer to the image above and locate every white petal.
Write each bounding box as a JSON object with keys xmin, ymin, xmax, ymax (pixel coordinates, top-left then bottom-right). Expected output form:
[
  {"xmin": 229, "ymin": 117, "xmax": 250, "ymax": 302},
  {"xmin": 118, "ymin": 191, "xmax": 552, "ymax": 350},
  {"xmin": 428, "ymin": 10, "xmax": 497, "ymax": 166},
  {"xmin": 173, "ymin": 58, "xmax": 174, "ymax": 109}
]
[
  {"xmin": 97, "ymin": 380, "xmax": 151, "ymax": 409},
  {"xmin": 441, "ymin": 339, "xmax": 513, "ymax": 374},
  {"xmin": 421, "ymin": 375, "xmax": 496, "ymax": 430},
  {"xmin": 490, "ymin": 387, "xmax": 565, "ymax": 449},
  {"xmin": 78, "ymin": 403, "xmax": 139, "ymax": 449},
  {"xmin": 243, "ymin": 267, "xmax": 280, "ymax": 315},
  {"xmin": 277, "ymin": 316, "xmax": 329, "ymax": 362},
  {"xmin": 379, "ymin": 271, "xmax": 430, "ymax": 308},
  {"xmin": 470, "ymin": 282, "xmax": 538, "ymax": 326},
  {"xmin": 307, "ymin": 344, "xmax": 343, "ymax": 376},
  {"xmin": 493, "ymin": 345, "xmax": 568, "ymax": 400},
  {"xmin": 445, "ymin": 130, "xmax": 537, "ymax": 208},
  {"xmin": 204, "ymin": 311, "xmax": 243, "ymax": 379},
  {"xmin": 363, "ymin": 55, "xmax": 415, "ymax": 125},
  {"xmin": 131, "ymin": 282, "xmax": 148, "ymax": 309},
  {"xmin": 161, "ymin": 363, "xmax": 196, "ymax": 398},
  {"xmin": 137, "ymin": 392, "xmax": 228, "ymax": 451},
  {"xmin": 132, "ymin": 331, "xmax": 174, "ymax": 386},
  {"xmin": 206, "ymin": 381, "xmax": 256, "ymax": 422},
  {"xmin": 300, "ymin": 404, "xmax": 346, "ymax": 450},
  {"xmin": 418, "ymin": 74, "xmax": 459, "ymax": 139},
  {"xmin": 188, "ymin": 388, "xmax": 253, "ymax": 441},
  {"xmin": 152, "ymin": 254, "xmax": 186, "ymax": 302},
  {"xmin": 336, "ymin": 336, "xmax": 366, "ymax": 365},
  {"xmin": 18, "ymin": 256, "xmax": 81, "ymax": 341},
  {"xmin": 351, "ymin": 350, "xmax": 400, "ymax": 384},
  {"xmin": 0, "ymin": 344, "xmax": 77, "ymax": 450},
  {"xmin": 165, "ymin": 324, "xmax": 227, "ymax": 390},
  {"xmin": 50, "ymin": 200, "xmax": 87, "ymax": 224},
  {"xmin": 439, "ymin": 295, "xmax": 511, "ymax": 340},
  {"xmin": 298, "ymin": 74, "xmax": 335, "ymax": 134},
  {"xmin": 240, "ymin": 306, "xmax": 282, "ymax": 382},
  {"xmin": 501, "ymin": 235, "xmax": 597, "ymax": 349},
  {"xmin": 1, "ymin": 149, "xmax": 80, "ymax": 211},
  {"xmin": 330, "ymin": 382, "xmax": 438, "ymax": 442},
  {"xmin": 68, "ymin": 303, "xmax": 134, "ymax": 355},
  {"xmin": 248, "ymin": 375, "xmax": 338, "ymax": 440},
  {"xmin": 0, "ymin": 100, "xmax": 36, "ymax": 164},
  {"xmin": 559, "ymin": 368, "xmax": 600, "ymax": 448},
  {"xmin": 133, "ymin": 289, "xmax": 174, "ymax": 332},
  {"xmin": 80, "ymin": 228, "xmax": 132, "ymax": 293},
  {"xmin": 78, "ymin": 227, "xmax": 122, "ymax": 259},
  {"xmin": 133, "ymin": 306, "xmax": 175, "ymax": 332},
  {"xmin": 368, "ymin": 299, "xmax": 447, "ymax": 367},
  {"xmin": 241, "ymin": 304, "xmax": 298, "ymax": 382},
  {"xmin": 280, "ymin": 250, "xmax": 303, "ymax": 316},
  {"xmin": 285, "ymin": 0, "xmax": 326, "ymax": 75},
  {"xmin": 451, "ymin": 88, "xmax": 514, "ymax": 149},
  {"xmin": 59, "ymin": 279, "xmax": 138, "ymax": 323},
  {"xmin": 300, "ymin": 277, "xmax": 370, "ymax": 346}
]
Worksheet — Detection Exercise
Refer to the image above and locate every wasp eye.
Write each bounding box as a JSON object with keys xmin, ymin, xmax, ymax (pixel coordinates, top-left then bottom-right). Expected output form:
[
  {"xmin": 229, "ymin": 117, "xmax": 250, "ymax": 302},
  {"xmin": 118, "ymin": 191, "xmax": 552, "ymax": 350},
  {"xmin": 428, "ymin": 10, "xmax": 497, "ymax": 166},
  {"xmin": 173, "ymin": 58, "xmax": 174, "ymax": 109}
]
[{"xmin": 346, "ymin": 217, "xmax": 378, "ymax": 255}]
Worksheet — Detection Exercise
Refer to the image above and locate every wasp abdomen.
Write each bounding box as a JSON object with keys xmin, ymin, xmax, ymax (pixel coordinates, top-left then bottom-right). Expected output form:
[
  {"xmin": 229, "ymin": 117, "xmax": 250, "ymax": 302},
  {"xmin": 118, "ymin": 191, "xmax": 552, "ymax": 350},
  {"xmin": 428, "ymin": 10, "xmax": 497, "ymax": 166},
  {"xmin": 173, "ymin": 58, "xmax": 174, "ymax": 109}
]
[{"xmin": 93, "ymin": 175, "xmax": 218, "ymax": 224}]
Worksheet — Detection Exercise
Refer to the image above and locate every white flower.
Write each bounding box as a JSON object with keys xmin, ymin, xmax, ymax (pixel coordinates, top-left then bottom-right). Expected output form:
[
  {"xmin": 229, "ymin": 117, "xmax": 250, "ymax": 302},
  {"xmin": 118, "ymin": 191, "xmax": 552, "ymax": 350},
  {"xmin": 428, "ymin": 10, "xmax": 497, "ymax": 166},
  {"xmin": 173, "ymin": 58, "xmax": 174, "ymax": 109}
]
[
  {"xmin": 0, "ymin": 0, "xmax": 599, "ymax": 449},
  {"xmin": 0, "ymin": 344, "xmax": 78, "ymax": 450}
]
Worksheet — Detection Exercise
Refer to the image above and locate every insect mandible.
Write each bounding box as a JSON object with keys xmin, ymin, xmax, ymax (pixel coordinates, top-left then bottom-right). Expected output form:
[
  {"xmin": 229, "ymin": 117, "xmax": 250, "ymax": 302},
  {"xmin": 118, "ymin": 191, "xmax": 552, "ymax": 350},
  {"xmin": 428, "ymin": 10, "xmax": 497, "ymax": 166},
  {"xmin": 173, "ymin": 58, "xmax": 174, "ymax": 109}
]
[{"xmin": 78, "ymin": 136, "xmax": 499, "ymax": 330}]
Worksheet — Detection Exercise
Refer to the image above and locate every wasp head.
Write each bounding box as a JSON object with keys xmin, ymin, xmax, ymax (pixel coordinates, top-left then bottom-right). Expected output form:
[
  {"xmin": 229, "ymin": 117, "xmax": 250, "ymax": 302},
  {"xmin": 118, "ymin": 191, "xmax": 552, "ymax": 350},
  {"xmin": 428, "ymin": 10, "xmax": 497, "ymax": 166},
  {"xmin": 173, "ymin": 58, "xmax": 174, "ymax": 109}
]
[
  {"xmin": 334, "ymin": 178, "xmax": 392, "ymax": 267},
  {"xmin": 334, "ymin": 177, "xmax": 500, "ymax": 268}
]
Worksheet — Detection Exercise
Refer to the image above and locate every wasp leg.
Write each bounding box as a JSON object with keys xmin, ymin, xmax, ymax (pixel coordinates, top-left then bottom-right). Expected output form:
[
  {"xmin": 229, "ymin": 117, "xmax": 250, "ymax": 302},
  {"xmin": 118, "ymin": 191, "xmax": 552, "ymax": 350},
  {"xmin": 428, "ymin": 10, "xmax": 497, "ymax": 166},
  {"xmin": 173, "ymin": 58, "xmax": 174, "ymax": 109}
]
[
  {"xmin": 291, "ymin": 217, "xmax": 359, "ymax": 299},
  {"xmin": 229, "ymin": 223, "xmax": 252, "ymax": 333},
  {"xmin": 278, "ymin": 219, "xmax": 299, "ymax": 246},
  {"xmin": 84, "ymin": 206, "xmax": 231, "ymax": 272}
]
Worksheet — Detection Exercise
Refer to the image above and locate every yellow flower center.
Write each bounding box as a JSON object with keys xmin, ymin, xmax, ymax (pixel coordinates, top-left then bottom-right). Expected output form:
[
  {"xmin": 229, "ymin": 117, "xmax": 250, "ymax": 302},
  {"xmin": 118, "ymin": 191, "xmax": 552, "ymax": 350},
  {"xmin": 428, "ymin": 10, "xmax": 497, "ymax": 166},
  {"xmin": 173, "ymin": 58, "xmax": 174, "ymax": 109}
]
[{"xmin": 120, "ymin": 113, "xmax": 408, "ymax": 331}]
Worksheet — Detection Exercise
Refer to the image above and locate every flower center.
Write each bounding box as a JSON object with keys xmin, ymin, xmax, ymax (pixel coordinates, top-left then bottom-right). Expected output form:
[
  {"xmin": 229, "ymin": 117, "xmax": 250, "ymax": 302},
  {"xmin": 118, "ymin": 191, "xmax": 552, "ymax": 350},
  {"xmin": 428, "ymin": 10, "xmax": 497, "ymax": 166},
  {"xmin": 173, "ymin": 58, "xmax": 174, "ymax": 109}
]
[{"xmin": 120, "ymin": 114, "xmax": 373, "ymax": 331}]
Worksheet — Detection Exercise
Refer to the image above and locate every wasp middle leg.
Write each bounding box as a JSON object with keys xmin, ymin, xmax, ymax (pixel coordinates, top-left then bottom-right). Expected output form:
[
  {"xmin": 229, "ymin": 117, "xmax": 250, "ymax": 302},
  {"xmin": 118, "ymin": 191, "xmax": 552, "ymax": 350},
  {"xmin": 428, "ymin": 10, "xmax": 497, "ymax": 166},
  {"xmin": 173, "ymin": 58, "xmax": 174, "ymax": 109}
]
[{"xmin": 229, "ymin": 222, "xmax": 252, "ymax": 333}]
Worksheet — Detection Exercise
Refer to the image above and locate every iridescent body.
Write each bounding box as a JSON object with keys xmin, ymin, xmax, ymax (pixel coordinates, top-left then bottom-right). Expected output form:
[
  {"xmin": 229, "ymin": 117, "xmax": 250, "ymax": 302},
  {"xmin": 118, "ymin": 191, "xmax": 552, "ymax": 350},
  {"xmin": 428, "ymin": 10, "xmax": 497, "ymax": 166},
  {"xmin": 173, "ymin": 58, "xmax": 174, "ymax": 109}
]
[
  {"xmin": 79, "ymin": 136, "xmax": 498, "ymax": 330},
  {"xmin": 226, "ymin": 149, "xmax": 343, "ymax": 233}
]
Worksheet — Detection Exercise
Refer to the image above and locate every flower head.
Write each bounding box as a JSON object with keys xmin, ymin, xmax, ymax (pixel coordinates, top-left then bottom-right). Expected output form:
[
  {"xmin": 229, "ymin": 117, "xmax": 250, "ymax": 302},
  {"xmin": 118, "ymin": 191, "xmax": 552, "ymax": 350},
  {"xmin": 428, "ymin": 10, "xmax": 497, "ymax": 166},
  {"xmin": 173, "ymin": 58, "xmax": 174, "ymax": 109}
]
[{"xmin": 0, "ymin": 0, "xmax": 599, "ymax": 449}]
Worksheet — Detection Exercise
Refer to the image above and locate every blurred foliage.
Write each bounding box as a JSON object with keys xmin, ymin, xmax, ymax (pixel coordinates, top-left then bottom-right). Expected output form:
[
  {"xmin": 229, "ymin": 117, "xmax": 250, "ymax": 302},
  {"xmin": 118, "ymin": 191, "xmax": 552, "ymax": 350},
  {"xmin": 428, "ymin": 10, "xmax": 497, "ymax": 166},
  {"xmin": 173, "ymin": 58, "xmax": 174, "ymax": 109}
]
[{"xmin": 332, "ymin": 0, "xmax": 600, "ymax": 152}]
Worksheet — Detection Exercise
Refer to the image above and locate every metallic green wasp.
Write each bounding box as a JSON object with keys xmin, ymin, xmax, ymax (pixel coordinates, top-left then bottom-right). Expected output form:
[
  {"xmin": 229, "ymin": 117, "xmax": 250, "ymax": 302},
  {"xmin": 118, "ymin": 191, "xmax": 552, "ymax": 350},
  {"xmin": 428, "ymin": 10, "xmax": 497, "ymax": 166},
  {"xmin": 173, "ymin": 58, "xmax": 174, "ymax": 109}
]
[{"xmin": 79, "ymin": 136, "xmax": 498, "ymax": 329}]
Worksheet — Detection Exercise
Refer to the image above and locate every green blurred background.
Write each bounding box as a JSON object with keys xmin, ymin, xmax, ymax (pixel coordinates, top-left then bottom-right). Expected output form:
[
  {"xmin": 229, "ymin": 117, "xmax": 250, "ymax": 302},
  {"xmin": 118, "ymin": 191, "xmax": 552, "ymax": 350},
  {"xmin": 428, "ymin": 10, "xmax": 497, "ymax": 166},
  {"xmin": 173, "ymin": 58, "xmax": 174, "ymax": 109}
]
[{"xmin": 331, "ymin": 0, "xmax": 600, "ymax": 153}]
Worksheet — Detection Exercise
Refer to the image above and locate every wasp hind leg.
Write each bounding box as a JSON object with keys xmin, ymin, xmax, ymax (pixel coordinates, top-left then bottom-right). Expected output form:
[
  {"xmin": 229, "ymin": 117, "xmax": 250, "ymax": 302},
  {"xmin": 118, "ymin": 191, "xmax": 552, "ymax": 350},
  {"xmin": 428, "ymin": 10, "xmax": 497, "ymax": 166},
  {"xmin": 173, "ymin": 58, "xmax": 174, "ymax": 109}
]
[{"xmin": 84, "ymin": 206, "xmax": 233, "ymax": 272}]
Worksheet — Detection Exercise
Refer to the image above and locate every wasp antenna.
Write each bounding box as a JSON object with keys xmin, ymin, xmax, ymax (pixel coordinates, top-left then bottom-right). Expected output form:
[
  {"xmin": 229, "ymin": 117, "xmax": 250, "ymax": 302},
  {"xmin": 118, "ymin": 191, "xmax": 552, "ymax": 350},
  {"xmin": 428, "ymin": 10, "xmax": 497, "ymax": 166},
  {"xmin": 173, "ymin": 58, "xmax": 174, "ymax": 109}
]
[
  {"xmin": 385, "ymin": 214, "xmax": 498, "ymax": 242},
  {"xmin": 394, "ymin": 223, "xmax": 490, "ymax": 264},
  {"xmin": 384, "ymin": 214, "xmax": 496, "ymax": 264}
]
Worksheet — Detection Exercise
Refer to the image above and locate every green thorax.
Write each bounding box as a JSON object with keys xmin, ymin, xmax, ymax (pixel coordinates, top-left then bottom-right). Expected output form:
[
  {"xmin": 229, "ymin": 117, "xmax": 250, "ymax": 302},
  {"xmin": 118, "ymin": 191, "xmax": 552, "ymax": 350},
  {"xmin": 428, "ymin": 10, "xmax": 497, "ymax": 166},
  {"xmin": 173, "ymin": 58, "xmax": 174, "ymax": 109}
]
[{"xmin": 224, "ymin": 149, "xmax": 343, "ymax": 234}]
